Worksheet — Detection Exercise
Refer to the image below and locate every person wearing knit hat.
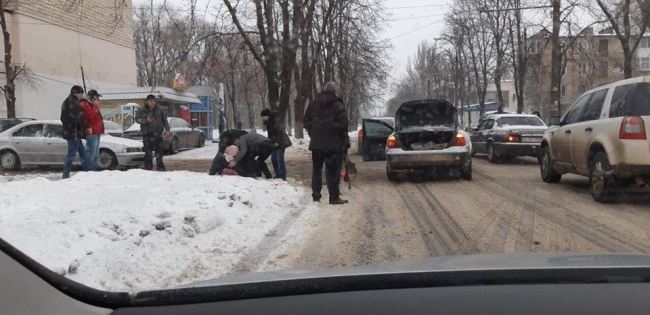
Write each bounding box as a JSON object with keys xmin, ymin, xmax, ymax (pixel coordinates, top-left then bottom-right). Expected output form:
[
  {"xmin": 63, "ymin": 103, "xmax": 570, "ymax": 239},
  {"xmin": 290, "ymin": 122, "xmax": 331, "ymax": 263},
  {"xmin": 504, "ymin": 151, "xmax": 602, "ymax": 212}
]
[{"xmin": 135, "ymin": 94, "xmax": 171, "ymax": 171}]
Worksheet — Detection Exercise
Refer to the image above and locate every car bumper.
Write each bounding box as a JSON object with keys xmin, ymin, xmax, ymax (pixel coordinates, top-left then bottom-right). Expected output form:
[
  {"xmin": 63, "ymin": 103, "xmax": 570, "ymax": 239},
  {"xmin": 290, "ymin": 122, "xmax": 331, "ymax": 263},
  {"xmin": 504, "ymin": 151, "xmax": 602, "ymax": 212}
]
[
  {"xmin": 612, "ymin": 164, "xmax": 650, "ymax": 178},
  {"xmin": 494, "ymin": 142, "xmax": 541, "ymax": 157},
  {"xmin": 386, "ymin": 147, "xmax": 470, "ymax": 169},
  {"xmin": 116, "ymin": 152, "xmax": 145, "ymax": 166}
]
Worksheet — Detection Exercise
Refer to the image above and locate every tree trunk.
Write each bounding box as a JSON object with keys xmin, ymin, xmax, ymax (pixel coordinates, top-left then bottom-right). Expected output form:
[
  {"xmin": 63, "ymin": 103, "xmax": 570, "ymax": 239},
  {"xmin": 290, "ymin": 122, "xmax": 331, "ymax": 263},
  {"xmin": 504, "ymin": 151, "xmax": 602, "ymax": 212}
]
[
  {"xmin": 0, "ymin": 4, "xmax": 15, "ymax": 118},
  {"xmin": 550, "ymin": 0, "xmax": 561, "ymax": 115}
]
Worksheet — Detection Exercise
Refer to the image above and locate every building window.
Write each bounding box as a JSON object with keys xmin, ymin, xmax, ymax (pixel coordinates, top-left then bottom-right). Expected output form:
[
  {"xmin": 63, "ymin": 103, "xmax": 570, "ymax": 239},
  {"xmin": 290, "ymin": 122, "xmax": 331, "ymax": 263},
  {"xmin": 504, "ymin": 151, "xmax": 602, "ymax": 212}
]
[
  {"xmin": 599, "ymin": 40, "xmax": 608, "ymax": 56},
  {"xmin": 639, "ymin": 57, "xmax": 650, "ymax": 71},
  {"xmin": 599, "ymin": 61, "xmax": 608, "ymax": 78},
  {"xmin": 577, "ymin": 62, "xmax": 588, "ymax": 74},
  {"xmin": 561, "ymin": 85, "xmax": 566, "ymax": 96},
  {"xmin": 512, "ymin": 93, "xmax": 516, "ymax": 101}
]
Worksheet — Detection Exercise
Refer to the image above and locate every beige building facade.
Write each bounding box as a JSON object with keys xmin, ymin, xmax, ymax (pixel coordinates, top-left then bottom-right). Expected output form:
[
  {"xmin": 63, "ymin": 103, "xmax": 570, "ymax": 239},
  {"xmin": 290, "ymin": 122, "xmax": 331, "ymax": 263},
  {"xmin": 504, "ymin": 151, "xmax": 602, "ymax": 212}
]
[{"xmin": 0, "ymin": 0, "xmax": 136, "ymax": 119}]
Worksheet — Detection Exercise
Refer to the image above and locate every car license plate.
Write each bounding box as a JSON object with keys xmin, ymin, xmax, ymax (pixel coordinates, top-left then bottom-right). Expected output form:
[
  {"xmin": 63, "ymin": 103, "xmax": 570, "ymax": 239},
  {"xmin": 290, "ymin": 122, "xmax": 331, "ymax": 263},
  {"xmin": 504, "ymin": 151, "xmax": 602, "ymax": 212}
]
[{"xmin": 521, "ymin": 136, "xmax": 540, "ymax": 143}]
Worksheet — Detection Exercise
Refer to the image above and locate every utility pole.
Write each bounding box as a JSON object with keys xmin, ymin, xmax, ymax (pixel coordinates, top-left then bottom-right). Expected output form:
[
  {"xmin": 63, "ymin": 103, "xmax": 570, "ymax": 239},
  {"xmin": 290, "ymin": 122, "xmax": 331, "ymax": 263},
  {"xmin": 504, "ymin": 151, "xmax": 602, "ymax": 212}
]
[
  {"xmin": 427, "ymin": 78, "xmax": 431, "ymax": 99},
  {"xmin": 550, "ymin": 0, "xmax": 561, "ymax": 116}
]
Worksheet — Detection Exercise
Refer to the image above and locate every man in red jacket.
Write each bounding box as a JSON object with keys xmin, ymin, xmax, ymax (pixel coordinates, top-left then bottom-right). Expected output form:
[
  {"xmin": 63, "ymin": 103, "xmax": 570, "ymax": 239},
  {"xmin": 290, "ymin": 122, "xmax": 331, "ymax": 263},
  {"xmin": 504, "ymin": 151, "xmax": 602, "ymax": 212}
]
[{"xmin": 81, "ymin": 90, "xmax": 105, "ymax": 171}]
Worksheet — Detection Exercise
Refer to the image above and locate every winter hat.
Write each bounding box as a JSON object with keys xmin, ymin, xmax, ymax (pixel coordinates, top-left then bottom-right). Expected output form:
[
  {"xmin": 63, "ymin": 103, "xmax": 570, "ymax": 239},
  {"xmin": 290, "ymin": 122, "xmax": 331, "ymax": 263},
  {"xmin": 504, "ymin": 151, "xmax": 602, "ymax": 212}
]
[
  {"xmin": 260, "ymin": 108, "xmax": 272, "ymax": 117},
  {"xmin": 222, "ymin": 168, "xmax": 239, "ymax": 176},
  {"xmin": 225, "ymin": 145, "xmax": 239, "ymax": 157},
  {"xmin": 145, "ymin": 94, "xmax": 156, "ymax": 101},
  {"xmin": 71, "ymin": 85, "xmax": 84, "ymax": 95}
]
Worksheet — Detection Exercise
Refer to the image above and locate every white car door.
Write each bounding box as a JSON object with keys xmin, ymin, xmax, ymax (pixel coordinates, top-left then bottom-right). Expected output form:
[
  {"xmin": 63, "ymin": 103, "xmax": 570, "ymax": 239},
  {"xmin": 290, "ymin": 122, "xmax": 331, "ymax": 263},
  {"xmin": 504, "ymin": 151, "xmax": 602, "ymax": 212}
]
[
  {"xmin": 11, "ymin": 124, "xmax": 46, "ymax": 164},
  {"xmin": 43, "ymin": 124, "xmax": 70, "ymax": 164}
]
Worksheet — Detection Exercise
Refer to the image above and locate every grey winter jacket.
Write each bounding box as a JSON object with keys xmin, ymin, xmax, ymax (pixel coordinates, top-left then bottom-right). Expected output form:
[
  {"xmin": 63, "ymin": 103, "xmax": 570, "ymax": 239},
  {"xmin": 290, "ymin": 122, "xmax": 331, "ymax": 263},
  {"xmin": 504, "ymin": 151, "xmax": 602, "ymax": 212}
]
[
  {"xmin": 135, "ymin": 104, "xmax": 170, "ymax": 136},
  {"xmin": 234, "ymin": 130, "xmax": 273, "ymax": 163}
]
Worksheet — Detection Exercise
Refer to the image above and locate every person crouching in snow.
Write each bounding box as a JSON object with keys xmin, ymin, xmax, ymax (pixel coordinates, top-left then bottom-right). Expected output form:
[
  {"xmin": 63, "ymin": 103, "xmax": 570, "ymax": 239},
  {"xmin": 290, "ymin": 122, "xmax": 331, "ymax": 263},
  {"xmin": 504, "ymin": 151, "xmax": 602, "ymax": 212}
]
[
  {"xmin": 221, "ymin": 145, "xmax": 239, "ymax": 176},
  {"xmin": 211, "ymin": 145, "xmax": 240, "ymax": 176}
]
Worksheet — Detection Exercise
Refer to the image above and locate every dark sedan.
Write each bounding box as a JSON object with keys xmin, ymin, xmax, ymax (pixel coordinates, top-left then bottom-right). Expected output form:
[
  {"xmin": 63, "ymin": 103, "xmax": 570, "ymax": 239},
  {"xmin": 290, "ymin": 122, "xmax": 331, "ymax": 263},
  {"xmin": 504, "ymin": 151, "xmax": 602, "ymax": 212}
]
[{"xmin": 123, "ymin": 117, "xmax": 205, "ymax": 154}]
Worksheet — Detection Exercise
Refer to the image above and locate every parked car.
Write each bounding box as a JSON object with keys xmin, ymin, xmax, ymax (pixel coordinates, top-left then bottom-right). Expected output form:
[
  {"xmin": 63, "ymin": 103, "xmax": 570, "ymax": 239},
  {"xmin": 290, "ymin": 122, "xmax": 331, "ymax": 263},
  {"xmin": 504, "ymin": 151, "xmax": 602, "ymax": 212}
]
[
  {"xmin": 470, "ymin": 114, "xmax": 548, "ymax": 163},
  {"xmin": 0, "ymin": 120, "xmax": 145, "ymax": 171},
  {"xmin": 540, "ymin": 76, "xmax": 650, "ymax": 202},
  {"xmin": 123, "ymin": 117, "xmax": 205, "ymax": 154},
  {"xmin": 384, "ymin": 99, "xmax": 472, "ymax": 181},
  {"xmin": 0, "ymin": 118, "xmax": 35, "ymax": 133},
  {"xmin": 358, "ymin": 117, "xmax": 395, "ymax": 161},
  {"xmin": 103, "ymin": 120, "xmax": 124, "ymax": 137}
]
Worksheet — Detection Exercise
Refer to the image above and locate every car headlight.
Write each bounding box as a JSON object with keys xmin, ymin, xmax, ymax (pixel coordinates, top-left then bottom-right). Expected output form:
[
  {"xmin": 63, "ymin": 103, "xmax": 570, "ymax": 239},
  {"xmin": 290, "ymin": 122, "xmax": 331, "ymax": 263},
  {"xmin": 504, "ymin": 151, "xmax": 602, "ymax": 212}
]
[{"xmin": 123, "ymin": 147, "xmax": 141, "ymax": 153}]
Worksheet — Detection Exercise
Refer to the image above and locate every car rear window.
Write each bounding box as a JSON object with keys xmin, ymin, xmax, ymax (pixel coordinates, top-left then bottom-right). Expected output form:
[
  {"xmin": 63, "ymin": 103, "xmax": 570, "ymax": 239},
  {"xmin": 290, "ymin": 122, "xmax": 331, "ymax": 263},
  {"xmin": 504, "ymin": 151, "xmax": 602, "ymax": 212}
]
[
  {"xmin": 497, "ymin": 117, "xmax": 545, "ymax": 126},
  {"xmin": 364, "ymin": 121, "xmax": 393, "ymax": 137},
  {"xmin": 609, "ymin": 82, "xmax": 650, "ymax": 117}
]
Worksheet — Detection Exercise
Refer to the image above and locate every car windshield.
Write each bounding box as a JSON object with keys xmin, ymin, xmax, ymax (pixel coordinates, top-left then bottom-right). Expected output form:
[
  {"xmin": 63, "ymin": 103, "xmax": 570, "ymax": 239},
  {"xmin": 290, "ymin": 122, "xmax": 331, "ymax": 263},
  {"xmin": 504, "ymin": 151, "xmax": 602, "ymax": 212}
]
[
  {"xmin": 497, "ymin": 117, "xmax": 545, "ymax": 127},
  {"xmin": 2, "ymin": 0, "xmax": 650, "ymax": 302}
]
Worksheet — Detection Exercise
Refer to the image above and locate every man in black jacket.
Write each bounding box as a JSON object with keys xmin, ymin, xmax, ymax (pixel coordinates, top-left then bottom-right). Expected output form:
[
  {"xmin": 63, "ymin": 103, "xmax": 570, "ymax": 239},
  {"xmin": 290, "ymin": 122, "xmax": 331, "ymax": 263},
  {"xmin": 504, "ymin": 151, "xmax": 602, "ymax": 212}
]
[
  {"xmin": 303, "ymin": 82, "xmax": 349, "ymax": 205},
  {"xmin": 136, "ymin": 94, "xmax": 171, "ymax": 171},
  {"xmin": 60, "ymin": 85, "xmax": 92, "ymax": 179},
  {"xmin": 261, "ymin": 108, "xmax": 292, "ymax": 180}
]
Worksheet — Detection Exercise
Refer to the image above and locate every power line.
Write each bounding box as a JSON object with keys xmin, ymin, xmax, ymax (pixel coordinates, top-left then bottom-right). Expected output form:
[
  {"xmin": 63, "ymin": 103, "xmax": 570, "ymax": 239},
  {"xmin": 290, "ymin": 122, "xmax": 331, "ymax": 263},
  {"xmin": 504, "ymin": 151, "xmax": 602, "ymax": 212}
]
[
  {"xmin": 386, "ymin": 4, "xmax": 447, "ymax": 10},
  {"xmin": 387, "ymin": 13, "xmax": 447, "ymax": 22},
  {"xmin": 389, "ymin": 19, "xmax": 444, "ymax": 40}
]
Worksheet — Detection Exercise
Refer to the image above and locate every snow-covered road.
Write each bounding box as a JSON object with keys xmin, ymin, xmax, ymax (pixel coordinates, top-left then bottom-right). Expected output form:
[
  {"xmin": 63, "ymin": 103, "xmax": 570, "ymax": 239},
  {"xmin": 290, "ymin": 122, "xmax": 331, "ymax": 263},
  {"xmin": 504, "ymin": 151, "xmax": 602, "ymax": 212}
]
[{"xmin": 0, "ymin": 170, "xmax": 316, "ymax": 292}]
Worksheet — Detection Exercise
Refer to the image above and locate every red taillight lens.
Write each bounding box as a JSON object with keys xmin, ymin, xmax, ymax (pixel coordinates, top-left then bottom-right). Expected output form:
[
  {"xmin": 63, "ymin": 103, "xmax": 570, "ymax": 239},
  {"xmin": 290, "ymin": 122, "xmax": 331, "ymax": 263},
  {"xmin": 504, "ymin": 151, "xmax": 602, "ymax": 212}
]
[
  {"xmin": 358, "ymin": 129, "xmax": 363, "ymax": 138},
  {"xmin": 506, "ymin": 134, "xmax": 519, "ymax": 142},
  {"xmin": 387, "ymin": 135, "xmax": 398, "ymax": 148},
  {"xmin": 619, "ymin": 116, "xmax": 647, "ymax": 140},
  {"xmin": 450, "ymin": 133, "xmax": 466, "ymax": 147}
]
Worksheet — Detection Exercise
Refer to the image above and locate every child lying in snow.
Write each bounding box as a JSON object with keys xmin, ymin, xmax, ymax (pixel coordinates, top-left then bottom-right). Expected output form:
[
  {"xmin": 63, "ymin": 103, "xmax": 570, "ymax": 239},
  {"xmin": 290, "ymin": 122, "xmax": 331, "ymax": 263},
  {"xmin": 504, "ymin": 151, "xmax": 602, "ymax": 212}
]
[{"xmin": 221, "ymin": 145, "xmax": 240, "ymax": 176}]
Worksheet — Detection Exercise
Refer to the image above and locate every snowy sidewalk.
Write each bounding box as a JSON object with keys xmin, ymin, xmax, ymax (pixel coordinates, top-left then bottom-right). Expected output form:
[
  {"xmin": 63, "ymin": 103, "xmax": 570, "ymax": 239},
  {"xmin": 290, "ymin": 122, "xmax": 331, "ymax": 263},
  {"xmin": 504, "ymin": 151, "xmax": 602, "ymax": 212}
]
[{"xmin": 0, "ymin": 170, "xmax": 316, "ymax": 292}]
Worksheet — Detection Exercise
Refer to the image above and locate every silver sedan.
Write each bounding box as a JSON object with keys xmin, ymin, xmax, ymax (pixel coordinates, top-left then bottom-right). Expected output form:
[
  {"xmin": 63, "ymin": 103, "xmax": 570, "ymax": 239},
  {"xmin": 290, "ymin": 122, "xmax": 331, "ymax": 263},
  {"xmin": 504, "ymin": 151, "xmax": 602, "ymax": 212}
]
[{"xmin": 0, "ymin": 120, "xmax": 145, "ymax": 171}]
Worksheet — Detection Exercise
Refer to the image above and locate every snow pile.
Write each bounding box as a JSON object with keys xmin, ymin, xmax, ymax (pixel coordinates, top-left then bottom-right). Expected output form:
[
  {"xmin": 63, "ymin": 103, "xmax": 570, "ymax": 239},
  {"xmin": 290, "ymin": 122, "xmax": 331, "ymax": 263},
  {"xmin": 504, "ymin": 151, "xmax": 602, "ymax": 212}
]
[
  {"xmin": 0, "ymin": 172, "xmax": 61, "ymax": 182},
  {"xmin": 0, "ymin": 170, "xmax": 314, "ymax": 292},
  {"xmin": 165, "ymin": 142, "xmax": 220, "ymax": 160}
]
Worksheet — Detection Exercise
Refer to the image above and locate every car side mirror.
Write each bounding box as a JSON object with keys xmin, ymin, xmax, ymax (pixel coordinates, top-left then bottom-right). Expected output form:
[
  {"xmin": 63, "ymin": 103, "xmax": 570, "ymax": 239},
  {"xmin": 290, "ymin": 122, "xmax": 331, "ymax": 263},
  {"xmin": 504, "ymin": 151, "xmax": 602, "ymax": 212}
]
[{"xmin": 549, "ymin": 116, "xmax": 561, "ymax": 126}]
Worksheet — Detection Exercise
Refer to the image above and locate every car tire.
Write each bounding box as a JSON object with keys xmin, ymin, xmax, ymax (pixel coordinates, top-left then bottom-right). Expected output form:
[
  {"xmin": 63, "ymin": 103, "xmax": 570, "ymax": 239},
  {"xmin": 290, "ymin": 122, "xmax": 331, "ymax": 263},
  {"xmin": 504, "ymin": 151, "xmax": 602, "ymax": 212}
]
[
  {"xmin": 386, "ymin": 165, "xmax": 400, "ymax": 182},
  {"xmin": 540, "ymin": 146, "xmax": 561, "ymax": 183},
  {"xmin": 589, "ymin": 152, "xmax": 621, "ymax": 203},
  {"xmin": 97, "ymin": 149, "xmax": 118, "ymax": 171},
  {"xmin": 460, "ymin": 159, "xmax": 472, "ymax": 181},
  {"xmin": 198, "ymin": 134, "xmax": 205, "ymax": 148},
  {"xmin": 487, "ymin": 142, "xmax": 499, "ymax": 163},
  {"xmin": 170, "ymin": 137, "xmax": 180, "ymax": 155},
  {"xmin": 0, "ymin": 150, "xmax": 21, "ymax": 171}
]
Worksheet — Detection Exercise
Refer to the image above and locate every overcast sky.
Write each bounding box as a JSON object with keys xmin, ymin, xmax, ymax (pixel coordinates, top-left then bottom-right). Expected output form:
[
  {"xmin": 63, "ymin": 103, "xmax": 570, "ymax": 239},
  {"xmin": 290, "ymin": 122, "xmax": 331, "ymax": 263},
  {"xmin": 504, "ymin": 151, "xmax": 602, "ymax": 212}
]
[{"xmin": 133, "ymin": 0, "xmax": 449, "ymax": 91}]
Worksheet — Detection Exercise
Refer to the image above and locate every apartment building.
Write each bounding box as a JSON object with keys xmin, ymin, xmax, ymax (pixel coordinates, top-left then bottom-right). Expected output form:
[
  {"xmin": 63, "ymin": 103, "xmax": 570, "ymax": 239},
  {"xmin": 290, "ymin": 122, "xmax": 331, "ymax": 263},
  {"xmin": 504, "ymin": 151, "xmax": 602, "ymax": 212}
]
[
  {"xmin": 525, "ymin": 27, "xmax": 650, "ymax": 118},
  {"xmin": 0, "ymin": 0, "xmax": 137, "ymax": 119}
]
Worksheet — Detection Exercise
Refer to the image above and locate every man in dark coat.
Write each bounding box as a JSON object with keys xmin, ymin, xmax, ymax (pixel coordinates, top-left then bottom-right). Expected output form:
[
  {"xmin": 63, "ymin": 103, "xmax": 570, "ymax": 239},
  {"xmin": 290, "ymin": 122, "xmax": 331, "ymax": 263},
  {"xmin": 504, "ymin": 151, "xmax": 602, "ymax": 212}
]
[
  {"xmin": 228, "ymin": 129, "xmax": 274, "ymax": 179},
  {"xmin": 261, "ymin": 108, "xmax": 292, "ymax": 180},
  {"xmin": 136, "ymin": 94, "xmax": 171, "ymax": 171},
  {"xmin": 60, "ymin": 85, "xmax": 92, "ymax": 179},
  {"xmin": 303, "ymin": 82, "xmax": 349, "ymax": 205}
]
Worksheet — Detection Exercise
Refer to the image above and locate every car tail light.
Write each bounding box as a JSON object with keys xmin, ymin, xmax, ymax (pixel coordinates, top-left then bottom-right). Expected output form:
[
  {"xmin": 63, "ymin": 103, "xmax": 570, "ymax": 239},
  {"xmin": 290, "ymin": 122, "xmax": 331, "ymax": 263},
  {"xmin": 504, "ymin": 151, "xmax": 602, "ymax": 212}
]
[
  {"xmin": 450, "ymin": 133, "xmax": 466, "ymax": 147},
  {"xmin": 619, "ymin": 116, "xmax": 647, "ymax": 140},
  {"xmin": 506, "ymin": 134, "xmax": 520, "ymax": 142},
  {"xmin": 387, "ymin": 135, "xmax": 398, "ymax": 148},
  {"xmin": 358, "ymin": 129, "xmax": 363, "ymax": 138}
]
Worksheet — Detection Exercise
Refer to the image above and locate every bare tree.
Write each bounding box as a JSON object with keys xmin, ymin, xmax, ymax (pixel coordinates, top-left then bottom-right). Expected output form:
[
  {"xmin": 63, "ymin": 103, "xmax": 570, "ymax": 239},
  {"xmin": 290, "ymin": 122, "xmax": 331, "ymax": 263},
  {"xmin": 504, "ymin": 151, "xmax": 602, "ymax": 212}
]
[{"xmin": 595, "ymin": 0, "xmax": 650, "ymax": 78}]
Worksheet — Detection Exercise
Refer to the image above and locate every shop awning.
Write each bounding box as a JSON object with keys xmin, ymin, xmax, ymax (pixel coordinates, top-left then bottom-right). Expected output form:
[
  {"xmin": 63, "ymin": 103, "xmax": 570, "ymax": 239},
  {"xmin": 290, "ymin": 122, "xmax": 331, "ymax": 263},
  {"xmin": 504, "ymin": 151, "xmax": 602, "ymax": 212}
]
[{"xmin": 99, "ymin": 87, "xmax": 202, "ymax": 104}]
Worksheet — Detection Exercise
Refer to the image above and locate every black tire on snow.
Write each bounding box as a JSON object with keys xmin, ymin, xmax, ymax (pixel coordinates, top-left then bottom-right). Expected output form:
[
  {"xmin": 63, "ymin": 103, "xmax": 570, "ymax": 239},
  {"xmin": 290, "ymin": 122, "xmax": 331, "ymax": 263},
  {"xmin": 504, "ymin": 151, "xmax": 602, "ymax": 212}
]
[
  {"xmin": 386, "ymin": 165, "xmax": 400, "ymax": 182},
  {"xmin": 460, "ymin": 159, "xmax": 472, "ymax": 181},
  {"xmin": 540, "ymin": 146, "xmax": 561, "ymax": 183},
  {"xmin": 487, "ymin": 142, "xmax": 500, "ymax": 163},
  {"xmin": 0, "ymin": 150, "xmax": 21, "ymax": 171},
  {"xmin": 589, "ymin": 151, "xmax": 622, "ymax": 203}
]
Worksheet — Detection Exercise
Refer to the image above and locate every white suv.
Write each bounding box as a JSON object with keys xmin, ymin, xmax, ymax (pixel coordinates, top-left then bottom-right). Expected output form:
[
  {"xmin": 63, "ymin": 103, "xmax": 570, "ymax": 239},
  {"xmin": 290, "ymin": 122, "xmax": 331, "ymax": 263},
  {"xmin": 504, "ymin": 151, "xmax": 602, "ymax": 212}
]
[{"xmin": 540, "ymin": 76, "xmax": 650, "ymax": 202}]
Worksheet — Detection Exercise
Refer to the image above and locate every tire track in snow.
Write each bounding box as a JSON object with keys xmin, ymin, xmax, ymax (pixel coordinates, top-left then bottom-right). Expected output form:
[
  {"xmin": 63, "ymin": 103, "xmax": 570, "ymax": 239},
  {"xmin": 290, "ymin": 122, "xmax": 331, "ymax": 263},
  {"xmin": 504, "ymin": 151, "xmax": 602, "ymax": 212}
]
[{"xmin": 394, "ymin": 183, "xmax": 447, "ymax": 256}]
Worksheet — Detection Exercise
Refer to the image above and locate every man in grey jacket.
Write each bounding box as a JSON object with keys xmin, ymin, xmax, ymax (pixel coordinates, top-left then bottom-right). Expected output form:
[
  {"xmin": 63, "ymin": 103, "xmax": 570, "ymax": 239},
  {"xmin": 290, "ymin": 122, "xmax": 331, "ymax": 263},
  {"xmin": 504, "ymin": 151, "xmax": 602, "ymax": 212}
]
[
  {"xmin": 136, "ymin": 94, "xmax": 171, "ymax": 171},
  {"xmin": 228, "ymin": 129, "xmax": 274, "ymax": 179}
]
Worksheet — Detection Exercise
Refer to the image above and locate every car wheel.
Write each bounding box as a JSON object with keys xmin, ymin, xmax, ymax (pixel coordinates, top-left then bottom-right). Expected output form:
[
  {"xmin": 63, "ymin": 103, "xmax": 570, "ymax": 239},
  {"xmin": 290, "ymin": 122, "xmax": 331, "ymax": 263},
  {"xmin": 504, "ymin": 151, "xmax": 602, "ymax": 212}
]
[
  {"xmin": 386, "ymin": 165, "xmax": 400, "ymax": 182},
  {"xmin": 170, "ymin": 137, "xmax": 180, "ymax": 155},
  {"xmin": 198, "ymin": 134, "xmax": 205, "ymax": 148},
  {"xmin": 487, "ymin": 142, "xmax": 500, "ymax": 163},
  {"xmin": 0, "ymin": 150, "xmax": 21, "ymax": 171},
  {"xmin": 97, "ymin": 149, "xmax": 118, "ymax": 171},
  {"xmin": 460, "ymin": 159, "xmax": 472, "ymax": 181},
  {"xmin": 540, "ymin": 146, "xmax": 561, "ymax": 183},
  {"xmin": 589, "ymin": 152, "xmax": 621, "ymax": 203}
]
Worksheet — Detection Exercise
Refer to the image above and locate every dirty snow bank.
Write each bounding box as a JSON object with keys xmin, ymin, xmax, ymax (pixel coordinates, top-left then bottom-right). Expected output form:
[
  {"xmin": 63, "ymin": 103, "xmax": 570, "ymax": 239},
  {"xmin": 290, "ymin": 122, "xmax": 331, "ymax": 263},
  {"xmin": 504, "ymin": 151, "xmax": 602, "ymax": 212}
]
[{"xmin": 0, "ymin": 170, "xmax": 315, "ymax": 292}]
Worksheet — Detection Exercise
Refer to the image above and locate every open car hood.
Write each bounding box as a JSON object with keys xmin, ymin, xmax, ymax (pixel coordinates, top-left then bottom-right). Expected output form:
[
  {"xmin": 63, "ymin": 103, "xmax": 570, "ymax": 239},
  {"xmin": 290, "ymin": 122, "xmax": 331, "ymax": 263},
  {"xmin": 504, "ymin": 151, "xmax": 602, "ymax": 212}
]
[
  {"xmin": 395, "ymin": 100, "xmax": 457, "ymax": 129},
  {"xmin": 179, "ymin": 253, "xmax": 650, "ymax": 288}
]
